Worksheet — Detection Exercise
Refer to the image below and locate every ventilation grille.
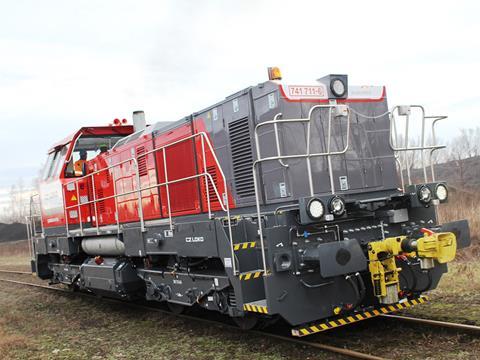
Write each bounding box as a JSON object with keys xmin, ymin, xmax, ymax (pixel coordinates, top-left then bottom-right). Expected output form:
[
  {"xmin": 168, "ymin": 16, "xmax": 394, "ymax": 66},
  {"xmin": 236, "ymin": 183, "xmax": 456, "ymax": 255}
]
[
  {"xmin": 104, "ymin": 169, "xmax": 111, "ymax": 183},
  {"xmin": 96, "ymin": 188, "xmax": 105, "ymax": 213},
  {"xmin": 136, "ymin": 146, "xmax": 148, "ymax": 177},
  {"xmin": 229, "ymin": 118, "xmax": 255, "ymax": 198},
  {"xmin": 228, "ymin": 288, "xmax": 237, "ymax": 307},
  {"xmin": 86, "ymin": 180, "xmax": 105, "ymax": 217},
  {"xmin": 204, "ymin": 165, "xmax": 220, "ymax": 205}
]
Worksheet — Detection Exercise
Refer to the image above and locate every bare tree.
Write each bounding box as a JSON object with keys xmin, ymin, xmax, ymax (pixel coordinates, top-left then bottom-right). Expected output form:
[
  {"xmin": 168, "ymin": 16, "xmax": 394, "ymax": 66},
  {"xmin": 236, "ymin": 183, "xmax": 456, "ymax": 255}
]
[
  {"xmin": 447, "ymin": 128, "xmax": 480, "ymax": 187},
  {"xmin": 0, "ymin": 179, "xmax": 29, "ymax": 224}
]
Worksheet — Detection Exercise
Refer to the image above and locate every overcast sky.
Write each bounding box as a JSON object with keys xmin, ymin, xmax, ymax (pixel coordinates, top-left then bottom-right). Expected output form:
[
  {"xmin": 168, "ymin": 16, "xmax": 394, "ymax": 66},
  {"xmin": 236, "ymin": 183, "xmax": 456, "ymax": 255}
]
[{"xmin": 0, "ymin": 0, "xmax": 479, "ymax": 194}]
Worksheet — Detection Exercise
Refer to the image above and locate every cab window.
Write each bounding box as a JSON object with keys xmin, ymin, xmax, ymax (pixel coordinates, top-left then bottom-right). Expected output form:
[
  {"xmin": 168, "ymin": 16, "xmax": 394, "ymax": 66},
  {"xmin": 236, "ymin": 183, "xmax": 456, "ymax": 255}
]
[
  {"xmin": 52, "ymin": 146, "xmax": 68, "ymax": 178},
  {"xmin": 65, "ymin": 135, "xmax": 124, "ymax": 177},
  {"xmin": 42, "ymin": 145, "xmax": 69, "ymax": 180},
  {"xmin": 42, "ymin": 152, "xmax": 55, "ymax": 180}
]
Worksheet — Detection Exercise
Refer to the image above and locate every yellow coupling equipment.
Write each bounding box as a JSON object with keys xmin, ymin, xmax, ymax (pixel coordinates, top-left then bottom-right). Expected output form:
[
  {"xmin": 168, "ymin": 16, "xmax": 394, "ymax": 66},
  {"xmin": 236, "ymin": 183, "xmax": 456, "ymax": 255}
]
[{"xmin": 367, "ymin": 230, "xmax": 456, "ymax": 304}]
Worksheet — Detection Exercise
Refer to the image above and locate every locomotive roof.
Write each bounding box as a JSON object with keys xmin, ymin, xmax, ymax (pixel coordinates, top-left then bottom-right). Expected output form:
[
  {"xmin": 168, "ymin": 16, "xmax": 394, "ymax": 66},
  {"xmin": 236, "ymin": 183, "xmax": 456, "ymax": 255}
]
[
  {"xmin": 115, "ymin": 80, "xmax": 386, "ymax": 149},
  {"xmin": 62, "ymin": 80, "xmax": 386, "ymax": 152},
  {"xmin": 48, "ymin": 125, "xmax": 134, "ymax": 153}
]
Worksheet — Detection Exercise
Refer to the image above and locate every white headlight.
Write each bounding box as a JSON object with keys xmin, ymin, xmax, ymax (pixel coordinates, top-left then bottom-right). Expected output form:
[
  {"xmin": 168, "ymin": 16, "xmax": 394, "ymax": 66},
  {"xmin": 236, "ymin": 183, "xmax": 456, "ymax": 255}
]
[
  {"xmin": 331, "ymin": 79, "xmax": 346, "ymax": 97},
  {"xmin": 329, "ymin": 196, "xmax": 346, "ymax": 216},
  {"xmin": 435, "ymin": 184, "xmax": 448, "ymax": 202},
  {"xmin": 418, "ymin": 186, "xmax": 432, "ymax": 204},
  {"xmin": 307, "ymin": 198, "xmax": 324, "ymax": 219}
]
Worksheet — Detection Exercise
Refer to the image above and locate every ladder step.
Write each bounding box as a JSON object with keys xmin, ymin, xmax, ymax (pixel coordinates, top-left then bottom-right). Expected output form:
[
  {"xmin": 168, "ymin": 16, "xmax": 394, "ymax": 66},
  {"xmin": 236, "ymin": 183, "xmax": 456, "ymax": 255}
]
[
  {"xmin": 238, "ymin": 270, "xmax": 264, "ymax": 281},
  {"xmin": 243, "ymin": 299, "xmax": 268, "ymax": 314},
  {"xmin": 291, "ymin": 295, "xmax": 429, "ymax": 337},
  {"xmin": 233, "ymin": 241, "xmax": 256, "ymax": 251}
]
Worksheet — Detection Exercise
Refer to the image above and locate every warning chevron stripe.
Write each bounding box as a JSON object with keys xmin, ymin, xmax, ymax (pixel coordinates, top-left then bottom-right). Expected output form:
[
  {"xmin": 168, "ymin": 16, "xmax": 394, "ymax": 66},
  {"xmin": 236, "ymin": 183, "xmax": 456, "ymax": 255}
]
[
  {"xmin": 239, "ymin": 270, "xmax": 264, "ymax": 281},
  {"xmin": 233, "ymin": 242, "xmax": 256, "ymax": 251},
  {"xmin": 243, "ymin": 304, "xmax": 268, "ymax": 314},
  {"xmin": 291, "ymin": 295, "xmax": 429, "ymax": 337}
]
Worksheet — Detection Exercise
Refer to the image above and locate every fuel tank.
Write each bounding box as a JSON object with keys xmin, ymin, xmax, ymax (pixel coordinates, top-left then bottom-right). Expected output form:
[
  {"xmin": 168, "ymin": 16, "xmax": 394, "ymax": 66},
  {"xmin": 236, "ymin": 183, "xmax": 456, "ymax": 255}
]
[{"xmin": 81, "ymin": 236, "xmax": 125, "ymax": 256}]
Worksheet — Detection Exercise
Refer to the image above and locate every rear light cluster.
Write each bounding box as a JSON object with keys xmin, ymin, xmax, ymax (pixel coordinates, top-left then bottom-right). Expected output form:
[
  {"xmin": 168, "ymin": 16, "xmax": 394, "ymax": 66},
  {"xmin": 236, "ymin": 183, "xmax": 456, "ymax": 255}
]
[{"xmin": 416, "ymin": 183, "xmax": 448, "ymax": 205}]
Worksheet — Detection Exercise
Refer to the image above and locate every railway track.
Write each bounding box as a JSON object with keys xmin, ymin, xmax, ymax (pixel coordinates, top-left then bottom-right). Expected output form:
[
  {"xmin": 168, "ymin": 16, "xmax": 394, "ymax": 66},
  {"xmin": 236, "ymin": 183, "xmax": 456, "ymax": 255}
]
[
  {"xmin": 1, "ymin": 272, "xmax": 479, "ymax": 359},
  {"xmin": 0, "ymin": 275, "xmax": 386, "ymax": 360},
  {"xmin": 380, "ymin": 313, "xmax": 480, "ymax": 333},
  {"xmin": 0, "ymin": 269, "xmax": 32, "ymax": 275}
]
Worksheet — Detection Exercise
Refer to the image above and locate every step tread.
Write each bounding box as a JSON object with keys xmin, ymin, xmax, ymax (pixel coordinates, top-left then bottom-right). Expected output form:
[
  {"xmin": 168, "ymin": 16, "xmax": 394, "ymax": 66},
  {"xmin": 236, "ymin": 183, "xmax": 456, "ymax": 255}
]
[
  {"xmin": 291, "ymin": 295, "xmax": 429, "ymax": 337},
  {"xmin": 238, "ymin": 269, "xmax": 265, "ymax": 281},
  {"xmin": 243, "ymin": 299, "xmax": 268, "ymax": 314}
]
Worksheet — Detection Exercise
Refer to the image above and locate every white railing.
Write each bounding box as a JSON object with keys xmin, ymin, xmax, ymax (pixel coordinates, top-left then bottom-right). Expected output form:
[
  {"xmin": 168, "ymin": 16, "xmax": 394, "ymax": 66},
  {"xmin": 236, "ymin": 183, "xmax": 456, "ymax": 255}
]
[
  {"xmin": 253, "ymin": 104, "xmax": 352, "ymax": 275},
  {"xmin": 389, "ymin": 105, "xmax": 447, "ymax": 188},
  {"xmin": 26, "ymin": 194, "xmax": 43, "ymax": 261},
  {"xmin": 62, "ymin": 132, "xmax": 238, "ymax": 275}
]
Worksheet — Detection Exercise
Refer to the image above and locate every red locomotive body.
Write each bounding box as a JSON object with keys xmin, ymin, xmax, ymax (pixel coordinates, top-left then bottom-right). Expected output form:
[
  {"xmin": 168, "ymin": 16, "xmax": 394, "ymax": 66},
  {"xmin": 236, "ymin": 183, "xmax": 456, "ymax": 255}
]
[{"xmin": 40, "ymin": 118, "xmax": 233, "ymax": 235}]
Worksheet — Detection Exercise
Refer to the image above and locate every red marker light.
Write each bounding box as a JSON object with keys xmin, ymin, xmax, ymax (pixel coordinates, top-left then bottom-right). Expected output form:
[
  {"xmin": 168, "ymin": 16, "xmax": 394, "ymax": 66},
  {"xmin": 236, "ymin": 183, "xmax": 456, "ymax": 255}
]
[
  {"xmin": 420, "ymin": 228, "xmax": 434, "ymax": 236},
  {"xmin": 121, "ymin": 118, "xmax": 127, "ymax": 124},
  {"xmin": 94, "ymin": 256, "xmax": 104, "ymax": 265},
  {"xmin": 113, "ymin": 118, "xmax": 121, "ymax": 126}
]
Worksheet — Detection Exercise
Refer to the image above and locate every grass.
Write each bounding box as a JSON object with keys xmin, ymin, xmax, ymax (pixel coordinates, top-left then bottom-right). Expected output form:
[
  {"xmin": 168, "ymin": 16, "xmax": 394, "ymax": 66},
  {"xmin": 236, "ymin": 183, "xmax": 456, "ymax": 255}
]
[
  {"xmin": 0, "ymin": 195, "xmax": 479, "ymax": 359},
  {"xmin": 439, "ymin": 192, "xmax": 480, "ymax": 259},
  {"xmin": 0, "ymin": 279, "xmax": 333, "ymax": 360},
  {"xmin": 0, "ymin": 240, "xmax": 30, "ymax": 271}
]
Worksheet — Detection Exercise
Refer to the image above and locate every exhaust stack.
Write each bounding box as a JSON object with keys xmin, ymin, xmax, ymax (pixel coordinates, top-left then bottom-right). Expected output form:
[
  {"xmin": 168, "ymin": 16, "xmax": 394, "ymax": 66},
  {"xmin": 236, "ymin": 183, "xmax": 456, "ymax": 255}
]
[{"xmin": 133, "ymin": 110, "xmax": 146, "ymax": 132}]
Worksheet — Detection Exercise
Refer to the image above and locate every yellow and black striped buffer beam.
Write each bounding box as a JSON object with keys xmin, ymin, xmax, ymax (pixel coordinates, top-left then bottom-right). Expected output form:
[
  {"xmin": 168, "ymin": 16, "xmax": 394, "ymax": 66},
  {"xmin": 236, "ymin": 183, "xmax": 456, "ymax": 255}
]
[
  {"xmin": 291, "ymin": 295, "xmax": 429, "ymax": 337},
  {"xmin": 243, "ymin": 304, "xmax": 268, "ymax": 314},
  {"xmin": 234, "ymin": 242, "xmax": 256, "ymax": 251},
  {"xmin": 239, "ymin": 270, "xmax": 264, "ymax": 281}
]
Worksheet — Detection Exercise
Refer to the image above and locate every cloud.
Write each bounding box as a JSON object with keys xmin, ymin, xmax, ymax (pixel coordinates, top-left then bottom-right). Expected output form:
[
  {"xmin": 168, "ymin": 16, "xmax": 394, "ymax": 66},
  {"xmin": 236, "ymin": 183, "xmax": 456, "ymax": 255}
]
[{"xmin": 0, "ymin": 0, "xmax": 479, "ymax": 189}]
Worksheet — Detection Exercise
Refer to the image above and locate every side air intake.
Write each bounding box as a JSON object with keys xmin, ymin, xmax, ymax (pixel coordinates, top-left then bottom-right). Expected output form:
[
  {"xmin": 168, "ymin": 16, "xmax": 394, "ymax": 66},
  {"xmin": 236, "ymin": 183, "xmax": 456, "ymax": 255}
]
[{"xmin": 229, "ymin": 117, "xmax": 255, "ymax": 198}]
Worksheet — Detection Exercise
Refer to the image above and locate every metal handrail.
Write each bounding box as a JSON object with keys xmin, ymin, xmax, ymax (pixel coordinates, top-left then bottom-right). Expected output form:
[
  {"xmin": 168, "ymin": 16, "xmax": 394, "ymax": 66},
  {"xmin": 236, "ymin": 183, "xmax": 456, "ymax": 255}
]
[
  {"xmin": 62, "ymin": 156, "xmax": 144, "ymax": 234},
  {"xmin": 26, "ymin": 194, "xmax": 43, "ymax": 261},
  {"xmin": 253, "ymin": 104, "xmax": 352, "ymax": 275},
  {"xmin": 389, "ymin": 105, "xmax": 447, "ymax": 186},
  {"xmin": 25, "ymin": 216, "xmax": 33, "ymax": 261},
  {"xmin": 62, "ymin": 131, "xmax": 238, "ymax": 275}
]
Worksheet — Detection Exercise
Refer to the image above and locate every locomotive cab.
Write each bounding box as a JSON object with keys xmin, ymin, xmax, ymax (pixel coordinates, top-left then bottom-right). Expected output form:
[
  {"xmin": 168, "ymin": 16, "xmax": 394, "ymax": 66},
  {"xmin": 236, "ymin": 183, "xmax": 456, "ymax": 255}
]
[{"xmin": 38, "ymin": 124, "xmax": 134, "ymax": 232}]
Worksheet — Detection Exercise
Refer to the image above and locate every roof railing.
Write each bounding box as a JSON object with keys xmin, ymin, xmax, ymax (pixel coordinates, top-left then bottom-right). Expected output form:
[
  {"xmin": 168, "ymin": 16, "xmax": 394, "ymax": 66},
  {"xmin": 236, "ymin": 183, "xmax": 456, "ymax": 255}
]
[{"xmin": 389, "ymin": 105, "xmax": 447, "ymax": 188}]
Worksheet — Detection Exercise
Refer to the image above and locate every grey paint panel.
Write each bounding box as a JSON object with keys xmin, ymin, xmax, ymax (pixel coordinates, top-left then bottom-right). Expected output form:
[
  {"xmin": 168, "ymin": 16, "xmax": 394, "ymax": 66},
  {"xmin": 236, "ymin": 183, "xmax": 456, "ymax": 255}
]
[
  {"xmin": 317, "ymin": 239, "xmax": 367, "ymax": 278},
  {"xmin": 143, "ymin": 221, "xmax": 219, "ymax": 257}
]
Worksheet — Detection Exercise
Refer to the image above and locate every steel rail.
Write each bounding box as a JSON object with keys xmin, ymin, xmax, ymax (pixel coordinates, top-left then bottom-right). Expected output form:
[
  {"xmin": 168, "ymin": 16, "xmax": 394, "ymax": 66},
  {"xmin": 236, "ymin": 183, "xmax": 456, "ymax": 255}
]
[
  {"xmin": 1, "ymin": 274, "xmax": 478, "ymax": 336},
  {"xmin": 0, "ymin": 269, "xmax": 32, "ymax": 275},
  {"xmin": 0, "ymin": 277, "xmax": 388, "ymax": 360},
  {"xmin": 0, "ymin": 278, "xmax": 65, "ymax": 291},
  {"xmin": 380, "ymin": 313, "xmax": 480, "ymax": 333}
]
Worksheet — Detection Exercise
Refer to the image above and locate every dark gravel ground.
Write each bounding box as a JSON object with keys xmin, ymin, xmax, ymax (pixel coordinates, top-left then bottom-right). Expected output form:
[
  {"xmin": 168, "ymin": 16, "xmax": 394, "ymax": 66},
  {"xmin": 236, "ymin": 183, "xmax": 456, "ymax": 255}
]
[{"xmin": 0, "ymin": 222, "xmax": 27, "ymax": 243}]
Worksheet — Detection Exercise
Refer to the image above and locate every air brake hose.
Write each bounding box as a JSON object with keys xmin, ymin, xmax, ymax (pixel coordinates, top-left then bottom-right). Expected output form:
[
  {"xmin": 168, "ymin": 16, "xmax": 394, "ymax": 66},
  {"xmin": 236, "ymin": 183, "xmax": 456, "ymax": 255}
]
[
  {"xmin": 355, "ymin": 272, "xmax": 366, "ymax": 303},
  {"xmin": 415, "ymin": 269, "xmax": 433, "ymax": 293},
  {"xmin": 299, "ymin": 279, "xmax": 334, "ymax": 288},
  {"xmin": 345, "ymin": 274, "xmax": 361, "ymax": 307},
  {"xmin": 397, "ymin": 256, "xmax": 418, "ymax": 290}
]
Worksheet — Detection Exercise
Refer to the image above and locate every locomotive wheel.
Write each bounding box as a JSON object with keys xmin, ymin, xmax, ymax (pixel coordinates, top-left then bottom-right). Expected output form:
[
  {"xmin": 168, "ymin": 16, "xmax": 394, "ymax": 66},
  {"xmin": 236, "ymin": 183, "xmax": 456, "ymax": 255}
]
[
  {"xmin": 167, "ymin": 302, "xmax": 187, "ymax": 315},
  {"xmin": 233, "ymin": 314, "xmax": 258, "ymax": 330},
  {"xmin": 257, "ymin": 315, "xmax": 279, "ymax": 330}
]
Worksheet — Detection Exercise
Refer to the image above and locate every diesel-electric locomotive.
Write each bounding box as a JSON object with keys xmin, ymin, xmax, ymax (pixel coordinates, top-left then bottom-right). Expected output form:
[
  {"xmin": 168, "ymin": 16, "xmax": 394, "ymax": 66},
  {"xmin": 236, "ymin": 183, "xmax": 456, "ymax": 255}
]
[{"xmin": 28, "ymin": 69, "xmax": 470, "ymax": 335}]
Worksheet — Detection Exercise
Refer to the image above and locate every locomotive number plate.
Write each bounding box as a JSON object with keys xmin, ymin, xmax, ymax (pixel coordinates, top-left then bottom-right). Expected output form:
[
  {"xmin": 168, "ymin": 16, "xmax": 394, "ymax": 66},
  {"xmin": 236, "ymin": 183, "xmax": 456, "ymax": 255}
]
[{"xmin": 284, "ymin": 85, "xmax": 327, "ymax": 99}]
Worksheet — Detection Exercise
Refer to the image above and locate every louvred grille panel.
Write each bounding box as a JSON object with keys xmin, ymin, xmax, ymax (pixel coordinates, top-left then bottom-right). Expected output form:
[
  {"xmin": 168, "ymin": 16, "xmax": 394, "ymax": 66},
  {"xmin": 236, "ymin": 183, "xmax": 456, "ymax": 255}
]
[{"xmin": 228, "ymin": 118, "xmax": 255, "ymax": 198}]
